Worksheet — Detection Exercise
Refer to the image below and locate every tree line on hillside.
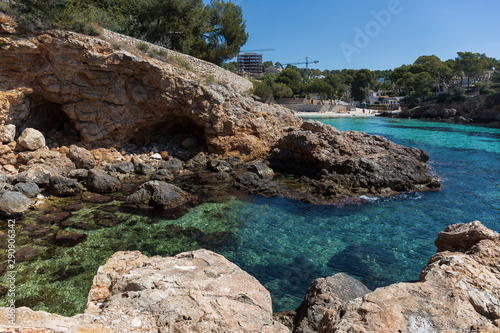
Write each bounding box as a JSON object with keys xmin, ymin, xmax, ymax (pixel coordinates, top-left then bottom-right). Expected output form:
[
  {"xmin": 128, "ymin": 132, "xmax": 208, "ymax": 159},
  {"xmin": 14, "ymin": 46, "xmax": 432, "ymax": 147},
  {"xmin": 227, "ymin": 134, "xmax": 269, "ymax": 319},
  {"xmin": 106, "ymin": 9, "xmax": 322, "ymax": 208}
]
[
  {"xmin": 243, "ymin": 52, "xmax": 500, "ymax": 107},
  {"xmin": 0, "ymin": 0, "xmax": 248, "ymax": 65}
]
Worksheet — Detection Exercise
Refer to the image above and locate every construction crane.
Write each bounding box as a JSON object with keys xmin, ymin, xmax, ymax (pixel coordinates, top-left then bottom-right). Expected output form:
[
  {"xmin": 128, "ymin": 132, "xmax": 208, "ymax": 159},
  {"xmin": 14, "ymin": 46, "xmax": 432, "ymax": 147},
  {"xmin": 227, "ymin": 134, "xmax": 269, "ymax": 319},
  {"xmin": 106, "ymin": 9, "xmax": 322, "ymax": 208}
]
[
  {"xmin": 239, "ymin": 49, "xmax": 276, "ymax": 53},
  {"xmin": 286, "ymin": 57, "xmax": 319, "ymax": 77}
]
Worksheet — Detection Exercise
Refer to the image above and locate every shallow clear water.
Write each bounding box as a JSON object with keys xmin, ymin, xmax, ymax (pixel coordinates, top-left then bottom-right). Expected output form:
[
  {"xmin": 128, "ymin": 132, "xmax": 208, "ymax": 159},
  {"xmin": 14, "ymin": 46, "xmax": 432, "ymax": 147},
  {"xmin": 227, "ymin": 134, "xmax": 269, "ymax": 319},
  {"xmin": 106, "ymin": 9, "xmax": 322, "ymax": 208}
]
[{"xmin": 1, "ymin": 117, "xmax": 499, "ymax": 315}]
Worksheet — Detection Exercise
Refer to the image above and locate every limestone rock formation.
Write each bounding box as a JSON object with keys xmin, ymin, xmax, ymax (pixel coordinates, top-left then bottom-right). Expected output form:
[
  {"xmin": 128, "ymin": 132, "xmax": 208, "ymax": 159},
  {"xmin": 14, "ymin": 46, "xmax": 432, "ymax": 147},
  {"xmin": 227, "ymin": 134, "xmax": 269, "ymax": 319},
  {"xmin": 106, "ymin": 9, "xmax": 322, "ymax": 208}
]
[
  {"xmin": 0, "ymin": 22, "xmax": 300, "ymax": 160},
  {"xmin": 0, "ymin": 124, "xmax": 15, "ymax": 143},
  {"xmin": 319, "ymin": 221, "xmax": 500, "ymax": 332},
  {"xmin": 271, "ymin": 120, "xmax": 440, "ymax": 199},
  {"xmin": 0, "ymin": 250, "xmax": 289, "ymax": 332}
]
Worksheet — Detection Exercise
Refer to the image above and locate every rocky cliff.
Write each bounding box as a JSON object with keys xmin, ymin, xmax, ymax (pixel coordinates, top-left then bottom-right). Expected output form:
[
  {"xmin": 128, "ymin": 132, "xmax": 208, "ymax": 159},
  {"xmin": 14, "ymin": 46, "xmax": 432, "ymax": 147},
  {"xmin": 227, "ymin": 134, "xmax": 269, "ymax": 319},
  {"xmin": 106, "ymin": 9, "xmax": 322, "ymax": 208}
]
[{"xmin": 1, "ymin": 221, "xmax": 499, "ymax": 332}]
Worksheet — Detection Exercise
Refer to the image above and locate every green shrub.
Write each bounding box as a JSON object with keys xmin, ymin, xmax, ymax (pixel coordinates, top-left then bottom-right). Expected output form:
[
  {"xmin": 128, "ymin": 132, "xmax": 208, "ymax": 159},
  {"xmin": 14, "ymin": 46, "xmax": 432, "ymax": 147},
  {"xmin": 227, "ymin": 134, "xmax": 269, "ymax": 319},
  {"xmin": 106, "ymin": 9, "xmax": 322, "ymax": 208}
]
[
  {"xmin": 136, "ymin": 42, "xmax": 150, "ymax": 53},
  {"xmin": 252, "ymin": 80, "xmax": 273, "ymax": 103},
  {"xmin": 205, "ymin": 75, "xmax": 216, "ymax": 84},
  {"xmin": 480, "ymin": 86, "xmax": 495, "ymax": 95}
]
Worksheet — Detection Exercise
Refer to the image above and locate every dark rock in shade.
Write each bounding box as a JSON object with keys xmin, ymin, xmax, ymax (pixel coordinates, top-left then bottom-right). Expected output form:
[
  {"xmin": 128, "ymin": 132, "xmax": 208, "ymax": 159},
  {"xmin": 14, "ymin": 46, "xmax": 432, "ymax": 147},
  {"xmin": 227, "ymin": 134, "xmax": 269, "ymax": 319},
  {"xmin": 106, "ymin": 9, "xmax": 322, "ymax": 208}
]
[
  {"xmin": 158, "ymin": 158, "xmax": 183, "ymax": 174},
  {"xmin": 288, "ymin": 273, "xmax": 371, "ymax": 333},
  {"xmin": 81, "ymin": 192, "xmax": 113, "ymax": 204},
  {"xmin": 185, "ymin": 153, "xmax": 208, "ymax": 169},
  {"xmin": 53, "ymin": 230, "xmax": 87, "ymax": 247},
  {"xmin": 216, "ymin": 171, "xmax": 231, "ymax": 181},
  {"xmin": 86, "ymin": 169, "xmax": 120, "ymax": 193},
  {"xmin": 15, "ymin": 246, "xmax": 39, "ymax": 262},
  {"xmin": 38, "ymin": 211, "xmax": 72, "ymax": 224},
  {"xmin": 67, "ymin": 169, "xmax": 88, "ymax": 181},
  {"xmin": 208, "ymin": 159, "xmax": 232, "ymax": 173},
  {"xmin": 61, "ymin": 202, "xmax": 84, "ymax": 212},
  {"xmin": 0, "ymin": 191, "xmax": 31, "ymax": 218},
  {"xmin": 434, "ymin": 220, "xmax": 500, "ymax": 253},
  {"xmin": 105, "ymin": 161, "xmax": 135, "ymax": 174},
  {"xmin": 135, "ymin": 163, "xmax": 155, "ymax": 175},
  {"xmin": 13, "ymin": 182, "xmax": 40, "ymax": 198},
  {"xmin": 67, "ymin": 145, "xmax": 96, "ymax": 169},
  {"xmin": 126, "ymin": 180, "xmax": 195, "ymax": 210},
  {"xmin": 234, "ymin": 172, "xmax": 279, "ymax": 196},
  {"xmin": 48, "ymin": 176, "xmax": 83, "ymax": 197},
  {"xmin": 16, "ymin": 166, "xmax": 52, "ymax": 187},
  {"xmin": 247, "ymin": 161, "xmax": 274, "ymax": 179},
  {"xmin": 149, "ymin": 169, "xmax": 174, "ymax": 182}
]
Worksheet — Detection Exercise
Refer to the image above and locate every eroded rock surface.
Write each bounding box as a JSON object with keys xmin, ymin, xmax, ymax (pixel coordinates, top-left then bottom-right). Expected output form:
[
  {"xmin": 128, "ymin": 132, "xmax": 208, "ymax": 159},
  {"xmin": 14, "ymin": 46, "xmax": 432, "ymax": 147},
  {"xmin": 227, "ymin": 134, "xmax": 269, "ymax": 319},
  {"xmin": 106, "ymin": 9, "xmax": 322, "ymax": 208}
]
[{"xmin": 319, "ymin": 221, "xmax": 500, "ymax": 333}]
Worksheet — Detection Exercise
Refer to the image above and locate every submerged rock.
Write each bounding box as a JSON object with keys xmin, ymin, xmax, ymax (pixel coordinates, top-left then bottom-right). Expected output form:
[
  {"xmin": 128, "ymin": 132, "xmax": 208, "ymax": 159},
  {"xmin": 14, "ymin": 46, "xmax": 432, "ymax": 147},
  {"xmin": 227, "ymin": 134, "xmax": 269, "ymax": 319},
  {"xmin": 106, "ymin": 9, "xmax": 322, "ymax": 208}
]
[
  {"xmin": 126, "ymin": 180, "xmax": 195, "ymax": 210},
  {"xmin": 53, "ymin": 230, "xmax": 87, "ymax": 247}
]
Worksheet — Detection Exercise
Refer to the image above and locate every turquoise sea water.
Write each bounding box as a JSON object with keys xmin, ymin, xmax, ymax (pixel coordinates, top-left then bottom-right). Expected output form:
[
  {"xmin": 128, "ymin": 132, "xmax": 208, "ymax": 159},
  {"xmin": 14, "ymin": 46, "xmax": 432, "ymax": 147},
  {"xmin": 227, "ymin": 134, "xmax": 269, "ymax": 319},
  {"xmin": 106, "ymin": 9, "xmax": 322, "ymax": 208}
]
[{"xmin": 2, "ymin": 117, "xmax": 499, "ymax": 315}]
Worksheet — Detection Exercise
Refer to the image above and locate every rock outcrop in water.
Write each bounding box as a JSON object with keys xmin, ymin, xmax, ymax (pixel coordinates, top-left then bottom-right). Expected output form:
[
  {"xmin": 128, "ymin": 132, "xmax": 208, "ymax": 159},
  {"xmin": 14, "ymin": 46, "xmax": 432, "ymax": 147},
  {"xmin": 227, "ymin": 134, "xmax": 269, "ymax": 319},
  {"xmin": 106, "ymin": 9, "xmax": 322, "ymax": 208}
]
[{"xmin": 1, "ymin": 221, "xmax": 499, "ymax": 332}]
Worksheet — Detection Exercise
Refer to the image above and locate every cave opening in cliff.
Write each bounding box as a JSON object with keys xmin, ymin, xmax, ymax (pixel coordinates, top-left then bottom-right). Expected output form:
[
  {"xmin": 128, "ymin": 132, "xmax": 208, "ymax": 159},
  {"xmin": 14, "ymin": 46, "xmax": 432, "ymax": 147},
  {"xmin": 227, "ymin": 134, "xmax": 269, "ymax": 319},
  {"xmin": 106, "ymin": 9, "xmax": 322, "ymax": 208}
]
[
  {"xmin": 23, "ymin": 101, "xmax": 81, "ymax": 146},
  {"xmin": 132, "ymin": 116, "xmax": 207, "ymax": 160}
]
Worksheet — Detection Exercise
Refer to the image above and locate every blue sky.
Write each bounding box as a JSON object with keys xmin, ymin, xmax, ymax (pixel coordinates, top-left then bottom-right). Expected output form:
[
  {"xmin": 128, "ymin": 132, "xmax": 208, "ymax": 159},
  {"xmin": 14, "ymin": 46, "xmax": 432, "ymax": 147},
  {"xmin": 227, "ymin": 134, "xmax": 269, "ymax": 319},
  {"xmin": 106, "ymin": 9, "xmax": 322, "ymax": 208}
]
[{"xmin": 209, "ymin": 0, "xmax": 500, "ymax": 70}]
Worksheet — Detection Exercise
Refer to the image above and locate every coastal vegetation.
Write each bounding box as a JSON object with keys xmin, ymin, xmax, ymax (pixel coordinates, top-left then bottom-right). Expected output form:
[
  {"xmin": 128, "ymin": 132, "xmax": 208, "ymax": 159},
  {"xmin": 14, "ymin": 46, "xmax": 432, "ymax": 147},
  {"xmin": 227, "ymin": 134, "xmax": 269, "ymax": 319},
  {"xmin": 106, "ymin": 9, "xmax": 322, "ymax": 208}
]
[
  {"xmin": 249, "ymin": 52, "xmax": 500, "ymax": 108},
  {"xmin": 0, "ymin": 0, "xmax": 248, "ymax": 65}
]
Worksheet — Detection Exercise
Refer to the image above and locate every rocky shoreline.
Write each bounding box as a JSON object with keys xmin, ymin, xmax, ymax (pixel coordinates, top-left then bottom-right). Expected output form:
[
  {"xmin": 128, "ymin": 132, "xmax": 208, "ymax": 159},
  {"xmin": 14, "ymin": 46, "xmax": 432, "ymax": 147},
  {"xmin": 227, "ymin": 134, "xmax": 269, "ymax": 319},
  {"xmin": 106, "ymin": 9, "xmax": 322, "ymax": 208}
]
[
  {"xmin": 379, "ymin": 93, "xmax": 500, "ymax": 124},
  {"xmin": 1, "ymin": 221, "xmax": 499, "ymax": 332}
]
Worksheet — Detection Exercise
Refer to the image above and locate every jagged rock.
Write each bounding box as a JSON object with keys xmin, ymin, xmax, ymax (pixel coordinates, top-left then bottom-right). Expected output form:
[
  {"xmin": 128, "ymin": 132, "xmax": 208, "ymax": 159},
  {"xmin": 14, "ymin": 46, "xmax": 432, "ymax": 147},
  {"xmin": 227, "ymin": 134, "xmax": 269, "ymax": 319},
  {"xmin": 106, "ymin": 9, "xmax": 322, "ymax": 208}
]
[
  {"xmin": 0, "ymin": 190, "xmax": 31, "ymax": 218},
  {"xmin": 135, "ymin": 163, "xmax": 155, "ymax": 175},
  {"xmin": 272, "ymin": 120, "xmax": 439, "ymax": 199},
  {"xmin": 149, "ymin": 169, "xmax": 174, "ymax": 182},
  {"xmin": 158, "ymin": 158, "xmax": 183, "ymax": 174},
  {"xmin": 86, "ymin": 250, "xmax": 289, "ymax": 332},
  {"xmin": 67, "ymin": 168, "xmax": 89, "ymax": 181},
  {"xmin": 105, "ymin": 161, "xmax": 134, "ymax": 174},
  {"xmin": 16, "ymin": 165, "xmax": 55, "ymax": 187},
  {"xmin": 48, "ymin": 176, "xmax": 83, "ymax": 197},
  {"xmin": 53, "ymin": 230, "xmax": 87, "ymax": 247},
  {"xmin": 234, "ymin": 172, "xmax": 279, "ymax": 195},
  {"xmin": 208, "ymin": 159, "xmax": 233, "ymax": 173},
  {"xmin": 247, "ymin": 161, "xmax": 274, "ymax": 179},
  {"xmin": 185, "ymin": 153, "xmax": 208, "ymax": 169},
  {"xmin": 68, "ymin": 145, "xmax": 96, "ymax": 169},
  {"xmin": 126, "ymin": 181, "xmax": 195, "ymax": 210},
  {"xmin": 13, "ymin": 182, "xmax": 40, "ymax": 198},
  {"xmin": 286, "ymin": 273, "xmax": 370, "ymax": 333},
  {"xmin": 0, "ymin": 171, "xmax": 7, "ymax": 191},
  {"xmin": 17, "ymin": 128, "xmax": 46, "ymax": 151},
  {"xmin": 319, "ymin": 221, "xmax": 500, "ymax": 333},
  {"xmin": 216, "ymin": 171, "xmax": 231, "ymax": 181},
  {"xmin": 87, "ymin": 169, "xmax": 120, "ymax": 193},
  {"xmin": 0, "ymin": 124, "xmax": 15, "ymax": 143}
]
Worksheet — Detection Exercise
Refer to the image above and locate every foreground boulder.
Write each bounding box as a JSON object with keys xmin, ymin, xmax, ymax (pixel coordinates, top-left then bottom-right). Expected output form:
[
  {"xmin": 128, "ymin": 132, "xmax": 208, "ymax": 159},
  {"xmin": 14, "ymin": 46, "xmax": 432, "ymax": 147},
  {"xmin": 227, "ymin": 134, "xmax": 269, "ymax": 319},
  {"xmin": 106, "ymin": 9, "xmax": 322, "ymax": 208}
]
[
  {"xmin": 0, "ymin": 190, "xmax": 31, "ymax": 218},
  {"xmin": 0, "ymin": 250, "xmax": 288, "ymax": 332},
  {"xmin": 126, "ymin": 180, "xmax": 195, "ymax": 210},
  {"xmin": 319, "ymin": 221, "xmax": 500, "ymax": 332}
]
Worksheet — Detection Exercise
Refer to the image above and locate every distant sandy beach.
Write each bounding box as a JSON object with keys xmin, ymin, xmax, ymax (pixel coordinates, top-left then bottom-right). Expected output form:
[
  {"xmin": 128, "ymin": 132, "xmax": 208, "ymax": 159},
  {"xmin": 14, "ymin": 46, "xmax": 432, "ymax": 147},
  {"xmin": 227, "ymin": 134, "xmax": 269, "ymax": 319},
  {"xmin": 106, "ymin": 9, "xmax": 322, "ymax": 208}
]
[{"xmin": 294, "ymin": 108, "xmax": 380, "ymax": 118}]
